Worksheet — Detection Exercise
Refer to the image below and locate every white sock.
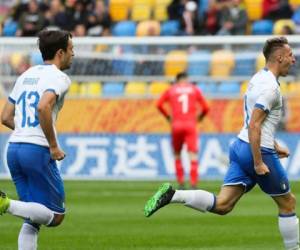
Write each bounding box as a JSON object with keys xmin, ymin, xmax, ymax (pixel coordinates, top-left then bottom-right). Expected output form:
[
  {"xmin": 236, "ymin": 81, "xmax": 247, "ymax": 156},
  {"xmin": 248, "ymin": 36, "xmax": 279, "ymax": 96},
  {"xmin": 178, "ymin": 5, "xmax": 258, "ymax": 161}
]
[
  {"xmin": 7, "ymin": 200, "xmax": 54, "ymax": 226},
  {"xmin": 279, "ymin": 214, "xmax": 300, "ymax": 250},
  {"xmin": 171, "ymin": 190, "xmax": 215, "ymax": 212},
  {"xmin": 18, "ymin": 223, "xmax": 38, "ymax": 250}
]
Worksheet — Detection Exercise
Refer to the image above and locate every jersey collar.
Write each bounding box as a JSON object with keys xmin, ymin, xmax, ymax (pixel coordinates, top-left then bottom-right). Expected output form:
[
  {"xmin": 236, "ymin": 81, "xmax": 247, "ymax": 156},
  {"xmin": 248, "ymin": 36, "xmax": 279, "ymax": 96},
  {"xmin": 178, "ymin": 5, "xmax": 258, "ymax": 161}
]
[{"xmin": 263, "ymin": 67, "xmax": 280, "ymax": 86}]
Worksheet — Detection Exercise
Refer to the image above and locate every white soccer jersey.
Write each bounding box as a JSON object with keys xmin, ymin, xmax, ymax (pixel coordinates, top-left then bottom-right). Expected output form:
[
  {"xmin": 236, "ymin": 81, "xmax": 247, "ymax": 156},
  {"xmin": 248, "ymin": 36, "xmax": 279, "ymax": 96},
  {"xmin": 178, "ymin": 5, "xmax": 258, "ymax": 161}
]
[
  {"xmin": 8, "ymin": 64, "xmax": 71, "ymax": 147},
  {"xmin": 238, "ymin": 68, "xmax": 282, "ymax": 149}
]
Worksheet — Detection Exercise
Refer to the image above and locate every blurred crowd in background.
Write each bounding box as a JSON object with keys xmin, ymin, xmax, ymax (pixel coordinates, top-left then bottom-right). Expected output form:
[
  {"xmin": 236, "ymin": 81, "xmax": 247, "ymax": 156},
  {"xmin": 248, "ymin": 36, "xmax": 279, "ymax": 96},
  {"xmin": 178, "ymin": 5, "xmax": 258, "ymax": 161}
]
[
  {"xmin": 0, "ymin": 0, "xmax": 300, "ymax": 37},
  {"xmin": 0, "ymin": 0, "xmax": 299, "ymax": 133}
]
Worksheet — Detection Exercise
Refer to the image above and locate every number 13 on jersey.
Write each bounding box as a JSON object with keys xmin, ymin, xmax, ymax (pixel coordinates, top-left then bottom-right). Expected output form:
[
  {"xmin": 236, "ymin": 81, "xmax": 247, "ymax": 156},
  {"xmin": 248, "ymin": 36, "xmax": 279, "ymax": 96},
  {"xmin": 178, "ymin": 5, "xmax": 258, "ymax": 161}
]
[{"xmin": 17, "ymin": 91, "xmax": 40, "ymax": 127}]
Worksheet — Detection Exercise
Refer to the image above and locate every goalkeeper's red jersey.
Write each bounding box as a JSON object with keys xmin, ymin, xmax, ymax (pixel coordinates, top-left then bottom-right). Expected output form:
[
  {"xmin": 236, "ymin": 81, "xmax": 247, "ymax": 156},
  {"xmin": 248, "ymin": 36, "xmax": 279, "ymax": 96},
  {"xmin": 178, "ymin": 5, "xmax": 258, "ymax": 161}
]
[{"xmin": 156, "ymin": 81, "xmax": 209, "ymax": 126}]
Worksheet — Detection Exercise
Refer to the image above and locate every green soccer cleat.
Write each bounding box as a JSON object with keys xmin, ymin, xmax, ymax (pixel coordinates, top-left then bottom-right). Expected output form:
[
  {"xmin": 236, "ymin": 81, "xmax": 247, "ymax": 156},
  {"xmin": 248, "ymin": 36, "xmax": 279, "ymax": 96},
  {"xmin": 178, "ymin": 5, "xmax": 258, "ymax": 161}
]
[
  {"xmin": 0, "ymin": 191, "xmax": 10, "ymax": 215},
  {"xmin": 144, "ymin": 183, "xmax": 175, "ymax": 217}
]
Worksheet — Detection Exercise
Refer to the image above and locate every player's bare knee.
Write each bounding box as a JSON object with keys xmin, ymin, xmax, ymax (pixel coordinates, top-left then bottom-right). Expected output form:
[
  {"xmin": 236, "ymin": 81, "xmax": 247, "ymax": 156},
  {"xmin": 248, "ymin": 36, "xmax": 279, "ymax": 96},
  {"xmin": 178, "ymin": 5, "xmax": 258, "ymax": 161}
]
[
  {"xmin": 277, "ymin": 193, "xmax": 297, "ymax": 214},
  {"xmin": 289, "ymin": 193, "xmax": 296, "ymax": 206},
  {"xmin": 214, "ymin": 199, "xmax": 234, "ymax": 215},
  {"xmin": 48, "ymin": 214, "xmax": 65, "ymax": 227},
  {"xmin": 291, "ymin": 193, "xmax": 296, "ymax": 203},
  {"xmin": 215, "ymin": 204, "xmax": 234, "ymax": 215},
  {"xmin": 283, "ymin": 193, "xmax": 296, "ymax": 212}
]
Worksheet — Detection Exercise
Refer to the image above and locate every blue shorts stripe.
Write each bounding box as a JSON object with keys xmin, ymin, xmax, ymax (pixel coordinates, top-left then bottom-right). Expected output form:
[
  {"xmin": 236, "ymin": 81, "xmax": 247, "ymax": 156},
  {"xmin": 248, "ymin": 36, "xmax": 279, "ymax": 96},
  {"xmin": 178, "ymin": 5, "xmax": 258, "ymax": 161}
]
[
  {"xmin": 269, "ymin": 189, "xmax": 290, "ymax": 197},
  {"xmin": 222, "ymin": 182, "xmax": 247, "ymax": 192}
]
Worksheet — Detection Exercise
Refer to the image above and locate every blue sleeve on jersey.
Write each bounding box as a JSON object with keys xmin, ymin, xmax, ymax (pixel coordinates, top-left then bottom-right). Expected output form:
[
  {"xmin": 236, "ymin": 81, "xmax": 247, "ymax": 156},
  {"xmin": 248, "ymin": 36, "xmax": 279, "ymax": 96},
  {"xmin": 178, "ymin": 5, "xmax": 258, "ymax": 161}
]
[
  {"xmin": 8, "ymin": 96, "xmax": 16, "ymax": 104},
  {"xmin": 254, "ymin": 103, "xmax": 269, "ymax": 114},
  {"xmin": 44, "ymin": 88, "xmax": 57, "ymax": 95}
]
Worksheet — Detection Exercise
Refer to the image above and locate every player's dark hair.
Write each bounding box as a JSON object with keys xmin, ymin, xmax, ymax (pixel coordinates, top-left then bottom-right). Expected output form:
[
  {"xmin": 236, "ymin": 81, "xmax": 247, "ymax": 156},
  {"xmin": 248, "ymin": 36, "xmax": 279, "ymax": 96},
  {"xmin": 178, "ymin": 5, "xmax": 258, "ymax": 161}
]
[
  {"xmin": 38, "ymin": 29, "xmax": 72, "ymax": 61},
  {"xmin": 176, "ymin": 72, "xmax": 188, "ymax": 81},
  {"xmin": 263, "ymin": 36, "xmax": 288, "ymax": 61}
]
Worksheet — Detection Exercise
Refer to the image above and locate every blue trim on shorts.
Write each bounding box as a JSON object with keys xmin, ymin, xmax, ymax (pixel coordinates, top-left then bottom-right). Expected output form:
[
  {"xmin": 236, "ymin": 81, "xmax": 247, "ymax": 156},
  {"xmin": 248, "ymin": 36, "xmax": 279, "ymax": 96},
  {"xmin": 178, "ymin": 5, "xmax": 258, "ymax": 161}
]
[
  {"xmin": 269, "ymin": 189, "xmax": 290, "ymax": 197},
  {"xmin": 223, "ymin": 182, "xmax": 247, "ymax": 192}
]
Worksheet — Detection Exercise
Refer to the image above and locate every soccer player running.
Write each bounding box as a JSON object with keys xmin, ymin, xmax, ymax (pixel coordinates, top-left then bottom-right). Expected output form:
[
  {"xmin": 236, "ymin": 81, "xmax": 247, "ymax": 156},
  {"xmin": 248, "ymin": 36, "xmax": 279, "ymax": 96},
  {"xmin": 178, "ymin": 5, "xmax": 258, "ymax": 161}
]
[
  {"xmin": 156, "ymin": 72, "xmax": 209, "ymax": 189},
  {"xmin": 145, "ymin": 37, "xmax": 299, "ymax": 250},
  {"xmin": 0, "ymin": 29, "xmax": 74, "ymax": 250}
]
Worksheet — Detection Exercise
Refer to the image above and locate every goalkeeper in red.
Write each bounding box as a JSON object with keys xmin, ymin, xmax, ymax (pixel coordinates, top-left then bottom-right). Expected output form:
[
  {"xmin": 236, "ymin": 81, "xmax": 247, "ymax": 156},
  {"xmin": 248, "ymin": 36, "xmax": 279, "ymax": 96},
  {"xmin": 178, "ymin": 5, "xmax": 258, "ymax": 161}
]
[{"xmin": 156, "ymin": 72, "xmax": 209, "ymax": 189}]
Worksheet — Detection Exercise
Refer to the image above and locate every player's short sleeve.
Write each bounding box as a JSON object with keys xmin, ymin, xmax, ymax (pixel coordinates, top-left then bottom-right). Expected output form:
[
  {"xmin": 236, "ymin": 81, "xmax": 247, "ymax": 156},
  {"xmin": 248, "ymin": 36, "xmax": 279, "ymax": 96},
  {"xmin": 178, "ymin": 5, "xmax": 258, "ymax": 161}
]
[
  {"xmin": 8, "ymin": 78, "xmax": 21, "ymax": 104},
  {"xmin": 255, "ymin": 88, "xmax": 279, "ymax": 113},
  {"xmin": 44, "ymin": 74, "xmax": 71, "ymax": 98},
  {"xmin": 9, "ymin": 87, "xmax": 17, "ymax": 104}
]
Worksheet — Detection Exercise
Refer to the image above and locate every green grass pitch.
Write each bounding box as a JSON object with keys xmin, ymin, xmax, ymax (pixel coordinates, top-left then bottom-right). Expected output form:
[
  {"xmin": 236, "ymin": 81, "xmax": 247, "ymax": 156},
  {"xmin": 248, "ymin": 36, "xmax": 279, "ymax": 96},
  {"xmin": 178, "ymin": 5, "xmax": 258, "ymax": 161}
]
[{"xmin": 0, "ymin": 180, "xmax": 299, "ymax": 250}]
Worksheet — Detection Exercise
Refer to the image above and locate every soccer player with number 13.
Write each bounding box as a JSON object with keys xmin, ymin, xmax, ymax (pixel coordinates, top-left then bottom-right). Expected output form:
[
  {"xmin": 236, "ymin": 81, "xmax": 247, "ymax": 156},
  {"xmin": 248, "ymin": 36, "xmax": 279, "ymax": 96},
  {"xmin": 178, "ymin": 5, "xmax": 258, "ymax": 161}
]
[{"xmin": 0, "ymin": 29, "xmax": 74, "ymax": 250}]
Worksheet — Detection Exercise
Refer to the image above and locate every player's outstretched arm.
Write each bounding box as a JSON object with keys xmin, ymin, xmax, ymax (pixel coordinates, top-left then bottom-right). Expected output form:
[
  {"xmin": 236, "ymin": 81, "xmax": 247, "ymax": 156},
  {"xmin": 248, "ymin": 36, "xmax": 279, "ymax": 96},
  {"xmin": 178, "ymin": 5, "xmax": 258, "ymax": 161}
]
[
  {"xmin": 38, "ymin": 91, "xmax": 65, "ymax": 161},
  {"xmin": 1, "ymin": 101, "xmax": 15, "ymax": 130}
]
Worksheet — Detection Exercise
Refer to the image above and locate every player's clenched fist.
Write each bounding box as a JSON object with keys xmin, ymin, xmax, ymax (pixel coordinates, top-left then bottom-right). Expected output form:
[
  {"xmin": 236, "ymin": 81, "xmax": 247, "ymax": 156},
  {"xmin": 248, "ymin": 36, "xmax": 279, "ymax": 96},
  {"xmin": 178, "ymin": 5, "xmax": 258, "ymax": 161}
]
[
  {"xmin": 50, "ymin": 146, "xmax": 66, "ymax": 161},
  {"xmin": 254, "ymin": 162, "xmax": 270, "ymax": 175}
]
